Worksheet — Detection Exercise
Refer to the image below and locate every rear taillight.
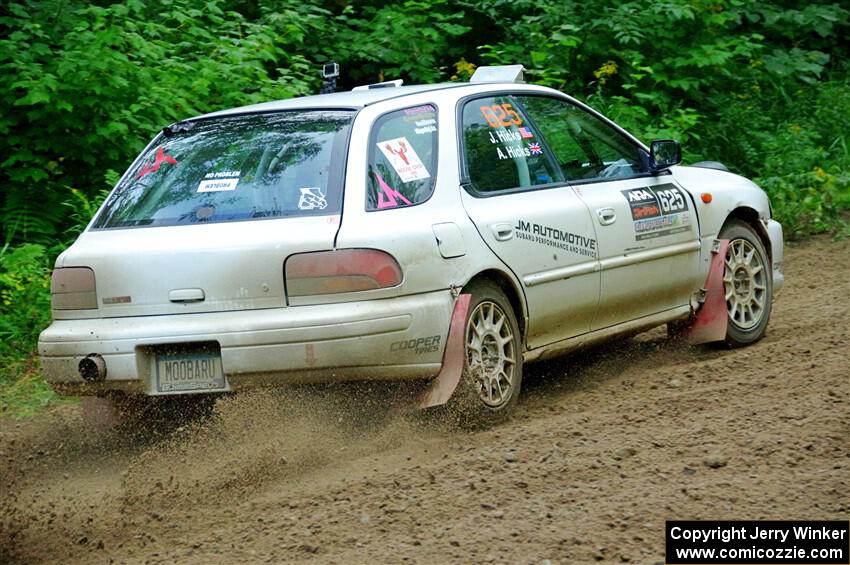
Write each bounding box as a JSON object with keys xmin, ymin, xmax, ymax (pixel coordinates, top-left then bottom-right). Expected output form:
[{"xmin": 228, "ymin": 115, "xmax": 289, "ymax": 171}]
[
  {"xmin": 285, "ymin": 249, "xmax": 402, "ymax": 297},
  {"xmin": 51, "ymin": 267, "xmax": 97, "ymax": 310}
]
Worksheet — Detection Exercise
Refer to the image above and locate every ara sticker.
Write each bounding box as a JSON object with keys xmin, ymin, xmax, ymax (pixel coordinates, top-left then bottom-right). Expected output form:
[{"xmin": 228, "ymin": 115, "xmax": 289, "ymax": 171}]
[
  {"xmin": 377, "ymin": 137, "xmax": 430, "ymax": 183},
  {"xmin": 622, "ymin": 185, "xmax": 689, "ymax": 220},
  {"xmin": 298, "ymin": 187, "xmax": 328, "ymax": 210},
  {"xmin": 621, "ymin": 184, "xmax": 692, "ymax": 240},
  {"xmin": 197, "ymin": 177, "xmax": 239, "ymax": 192},
  {"xmin": 137, "ymin": 147, "xmax": 177, "ymax": 179}
]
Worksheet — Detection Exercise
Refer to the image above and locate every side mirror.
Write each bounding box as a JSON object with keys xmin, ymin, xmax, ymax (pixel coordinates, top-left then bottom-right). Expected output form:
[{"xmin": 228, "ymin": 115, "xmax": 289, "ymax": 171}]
[{"xmin": 649, "ymin": 139, "xmax": 682, "ymax": 172}]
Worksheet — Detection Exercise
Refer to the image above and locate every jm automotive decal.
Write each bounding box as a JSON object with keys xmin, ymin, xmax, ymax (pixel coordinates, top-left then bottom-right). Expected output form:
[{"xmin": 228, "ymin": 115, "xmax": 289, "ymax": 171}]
[
  {"xmin": 621, "ymin": 184, "xmax": 691, "ymax": 241},
  {"xmin": 513, "ymin": 220, "xmax": 597, "ymax": 257}
]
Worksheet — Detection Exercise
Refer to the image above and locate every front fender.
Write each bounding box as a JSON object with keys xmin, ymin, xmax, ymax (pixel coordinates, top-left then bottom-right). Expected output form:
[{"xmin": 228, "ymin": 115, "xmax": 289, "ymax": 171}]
[{"xmin": 671, "ymin": 165, "xmax": 771, "ymax": 238}]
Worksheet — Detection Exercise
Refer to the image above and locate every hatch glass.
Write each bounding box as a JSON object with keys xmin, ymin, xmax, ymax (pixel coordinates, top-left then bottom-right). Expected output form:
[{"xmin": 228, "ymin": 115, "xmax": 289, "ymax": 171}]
[{"xmin": 93, "ymin": 110, "xmax": 353, "ymax": 229}]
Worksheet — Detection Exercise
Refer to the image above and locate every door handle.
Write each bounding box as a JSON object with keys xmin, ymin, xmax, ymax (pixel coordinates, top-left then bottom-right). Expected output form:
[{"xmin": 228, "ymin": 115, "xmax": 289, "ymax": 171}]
[
  {"xmin": 596, "ymin": 207, "xmax": 616, "ymax": 225},
  {"xmin": 169, "ymin": 288, "xmax": 205, "ymax": 303},
  {"xmin": 491, "ymin": 223, "xmax": 514, "ymax": 241}
]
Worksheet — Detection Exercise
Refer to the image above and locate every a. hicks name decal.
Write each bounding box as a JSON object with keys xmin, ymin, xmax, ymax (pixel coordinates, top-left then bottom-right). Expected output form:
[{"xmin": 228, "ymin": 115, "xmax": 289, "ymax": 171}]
[
  {"xmin": 513, "ymin": 220, "xmax": 597, "ymax": 257},
  {"xmin": 621, "ymin": 184, "xmax": 692, "ymax": 241}
]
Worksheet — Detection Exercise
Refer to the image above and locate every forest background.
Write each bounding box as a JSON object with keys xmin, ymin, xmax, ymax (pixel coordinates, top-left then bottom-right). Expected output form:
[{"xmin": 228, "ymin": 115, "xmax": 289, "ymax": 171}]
[{"xmin": 1, "ymin": 0, "xmax": 848, "ymax": 416}]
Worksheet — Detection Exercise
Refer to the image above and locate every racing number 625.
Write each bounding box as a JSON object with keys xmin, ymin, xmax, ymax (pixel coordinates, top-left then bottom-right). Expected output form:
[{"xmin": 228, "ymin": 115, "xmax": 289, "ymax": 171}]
[
  {"xmin": 480, "ymin": 103, "xmax": 523, "ymax": 128},
  {"xmin": 656, "ymin": 188, "xmax": 685, "ymax": 213}
]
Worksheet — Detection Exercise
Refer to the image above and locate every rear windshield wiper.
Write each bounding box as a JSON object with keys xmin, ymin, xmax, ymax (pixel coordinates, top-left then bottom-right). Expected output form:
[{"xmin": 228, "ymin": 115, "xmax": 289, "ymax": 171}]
[{"xmin": 162, "ymin": 121, "xmax": 196, "ymax": 137}]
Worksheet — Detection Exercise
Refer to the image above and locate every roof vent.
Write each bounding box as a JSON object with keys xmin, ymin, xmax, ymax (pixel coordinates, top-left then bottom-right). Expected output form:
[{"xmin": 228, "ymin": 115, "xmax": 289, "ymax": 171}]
[
  {"xmin": 352, "ymin": 79, "xmax": 404, "ymax": 91},
  {"xmin": 470, "ymin": 65, "xmax": 525, "ymax": 83}
]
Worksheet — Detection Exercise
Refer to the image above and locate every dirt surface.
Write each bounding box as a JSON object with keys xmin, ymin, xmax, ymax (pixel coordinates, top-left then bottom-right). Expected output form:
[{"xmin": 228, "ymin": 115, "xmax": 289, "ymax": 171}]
[{"xmin": 1, "ymin": 236, "xmax": 847, "ymax": 564}]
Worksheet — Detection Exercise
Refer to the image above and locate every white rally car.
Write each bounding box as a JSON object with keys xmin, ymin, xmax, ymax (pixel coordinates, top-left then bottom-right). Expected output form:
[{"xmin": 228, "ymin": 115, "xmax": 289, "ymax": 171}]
[{"xmin": 39, "ymin": 65, "xmax": 783, "ymax": 425}]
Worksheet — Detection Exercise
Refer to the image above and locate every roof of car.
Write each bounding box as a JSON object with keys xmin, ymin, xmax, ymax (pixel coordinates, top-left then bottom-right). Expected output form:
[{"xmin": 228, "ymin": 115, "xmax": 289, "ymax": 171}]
[
  {"xmin": 193, "ymin": 82, "xmax": 536, "ymax": 120},
  {"xmin": 197, "ymin": 83, "xmax": 457, "ymax": 119}
]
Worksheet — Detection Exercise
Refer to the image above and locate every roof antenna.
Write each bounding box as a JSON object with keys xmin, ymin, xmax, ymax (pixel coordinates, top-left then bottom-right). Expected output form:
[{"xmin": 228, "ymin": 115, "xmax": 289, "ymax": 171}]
[{"xmin": 320, "ymin": 62, "xmax": 340, "ymax": 94}]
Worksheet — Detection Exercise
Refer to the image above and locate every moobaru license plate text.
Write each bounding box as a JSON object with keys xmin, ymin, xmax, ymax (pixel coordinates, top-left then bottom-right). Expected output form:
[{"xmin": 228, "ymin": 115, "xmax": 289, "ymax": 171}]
[{"xmin": 157, "ymin": 354, "xmax": 225, "ymax": 392}]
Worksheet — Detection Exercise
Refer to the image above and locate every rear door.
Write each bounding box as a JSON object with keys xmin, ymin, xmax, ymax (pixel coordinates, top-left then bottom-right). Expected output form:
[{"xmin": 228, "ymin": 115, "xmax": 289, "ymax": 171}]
[
  {"xmin": 518, "ymin": 95, "xmax": 702, "ymax": 330},
  {"xmin": 458, "ymin": 94, "xmax": 600, "ymax": 347}
]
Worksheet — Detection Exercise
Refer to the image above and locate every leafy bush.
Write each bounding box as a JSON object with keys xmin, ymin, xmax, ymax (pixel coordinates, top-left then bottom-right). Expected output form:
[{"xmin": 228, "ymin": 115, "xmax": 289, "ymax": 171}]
[
  {"xmin": 1, "ymin": 0, "xmax": 324, "ymax": 246},
  {"xmin": 0, "ymin": 243, "xmax": 52, "ymax": 362},
  {"xmin": 0, "ymin": 190, "xmax": 109, "ymax": 415},
  {"xmin": 470, "ymin": 0, "xmax": 850, "ymax": 236},
  {"xmin": 0, "ymin": 243, "xmax": 56, "ymax": 417},
  {"xmin": 700, "ymin": 69, "xmax": 850, "ymax": 236},
  {"xmin": 757, "ymin": 169, "xmax": 850, "ymax": 238}
]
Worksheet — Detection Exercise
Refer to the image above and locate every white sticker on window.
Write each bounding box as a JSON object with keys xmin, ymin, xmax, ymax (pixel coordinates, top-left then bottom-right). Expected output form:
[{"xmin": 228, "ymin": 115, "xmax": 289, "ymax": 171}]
[
  {"xmin": 197, "ymin": 178, "xmax": 239, "ymax": 192},
  {"xmin": 204, "ymin": 170, "xmax": 241, "ymax": 179},
  {"xmin": 414, "ymin": 118, "xmax": 437, "ymax": 135},
  {"xmin": 298, "ymin": 187, "xmax": 328, "ymax": 210},
  {"xmin": 377, "ymin": 137, "xmax": 430, "ymax": 183}
]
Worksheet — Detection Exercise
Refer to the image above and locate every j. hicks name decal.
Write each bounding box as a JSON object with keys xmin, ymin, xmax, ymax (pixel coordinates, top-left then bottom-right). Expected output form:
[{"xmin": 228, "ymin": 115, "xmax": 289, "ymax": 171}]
[
  {"xmin": 621, "ymin": 184, "xmax": 692, "ymax": 241},
  {"xmin": 514, "ymin": 220, "xmax": 597, "ymax": 257}
]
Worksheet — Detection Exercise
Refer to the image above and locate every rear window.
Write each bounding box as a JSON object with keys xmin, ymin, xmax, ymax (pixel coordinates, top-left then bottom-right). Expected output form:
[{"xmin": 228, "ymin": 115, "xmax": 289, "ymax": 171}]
[{"xmin": 93, "ymin": 111, "xmax": 353, "ymax": 229}]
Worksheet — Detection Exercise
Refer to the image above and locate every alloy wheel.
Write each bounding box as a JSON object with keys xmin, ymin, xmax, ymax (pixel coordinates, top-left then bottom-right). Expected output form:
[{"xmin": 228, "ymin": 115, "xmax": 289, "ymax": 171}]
[
  {"xmin": 723, "ymin": 238, "xmax": 768, "ymax": 330},
  {"xmin": 465, "ymin": 301, "xmax": 517, "ymax": 408}
]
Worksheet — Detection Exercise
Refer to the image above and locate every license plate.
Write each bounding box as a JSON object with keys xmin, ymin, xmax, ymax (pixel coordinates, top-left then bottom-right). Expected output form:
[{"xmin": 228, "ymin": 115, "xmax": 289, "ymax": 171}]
[{"xmin": 156, "ymin": 351, "xmax": 226, "ymax": 393}]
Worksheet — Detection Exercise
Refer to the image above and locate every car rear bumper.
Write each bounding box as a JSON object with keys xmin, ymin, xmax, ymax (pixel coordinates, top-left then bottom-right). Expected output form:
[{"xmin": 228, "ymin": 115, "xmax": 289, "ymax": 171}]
[{"xmin": 38, "ymin": 290, "xmax": 454, "ymax": 396}]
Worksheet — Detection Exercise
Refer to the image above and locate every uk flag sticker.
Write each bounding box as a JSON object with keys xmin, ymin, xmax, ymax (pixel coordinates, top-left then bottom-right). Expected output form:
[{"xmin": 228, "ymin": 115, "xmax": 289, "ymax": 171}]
[{"xmin": 528, "ymin": 142, "xmax": 543, "ymax": 155}]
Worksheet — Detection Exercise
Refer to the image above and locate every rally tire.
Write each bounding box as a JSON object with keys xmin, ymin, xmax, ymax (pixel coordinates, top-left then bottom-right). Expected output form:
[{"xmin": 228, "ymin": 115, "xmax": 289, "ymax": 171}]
[
  {"xmin": 719, "ymin": 220, "xmax": 773, "ymax": 347},
  {"xmin": 446, "ymin": 281, "xmax": 523, "ymax": 428}
]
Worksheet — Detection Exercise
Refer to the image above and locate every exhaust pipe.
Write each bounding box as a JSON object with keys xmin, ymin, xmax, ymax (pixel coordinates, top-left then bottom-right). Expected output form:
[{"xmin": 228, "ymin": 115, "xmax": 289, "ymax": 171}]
[{"xmin": 79, "ymin": 354, "xmax": 107, "ymax": 382}]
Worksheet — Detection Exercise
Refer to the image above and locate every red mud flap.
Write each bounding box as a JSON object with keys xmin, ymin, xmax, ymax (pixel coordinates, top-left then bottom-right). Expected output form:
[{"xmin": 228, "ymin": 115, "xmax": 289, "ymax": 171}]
[
  {"xmin": 684, "ymin": 239, "xmax": 729, "ymax": 344},
  {"xmin": 417, "ymin": 293, "xmax": 471, "ymax": 409}
]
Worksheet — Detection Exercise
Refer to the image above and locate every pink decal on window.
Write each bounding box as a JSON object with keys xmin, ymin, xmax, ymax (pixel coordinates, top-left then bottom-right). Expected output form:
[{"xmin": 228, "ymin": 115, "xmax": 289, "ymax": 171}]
[
  {"xmin": 404, "ymin": 105, "xmax": 433, "ymax": 117},
  {"xmin": 375, "ymin": 172, "xmax": 412, "ymax": 209},
  {"xmin": 137, "ymin": 147, "xmax": 177, "ymax": 179}
]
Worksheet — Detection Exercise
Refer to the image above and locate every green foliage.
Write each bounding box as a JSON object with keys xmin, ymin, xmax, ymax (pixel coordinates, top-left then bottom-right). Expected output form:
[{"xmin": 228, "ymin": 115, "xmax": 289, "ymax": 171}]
[
  {"xmin": 61, "ymin": 187, "xmax": 111, "ymax": 244},
  {"xmin": 700, "ymin": 68, "xmax": 850, "ymax": 237},
  {"xmin": 468, "ymin": 0, "xmax": 850, "ymax": 235},
  {"xmin": 0, "ymin": 243, "xmax": 52, "ymax": 360},
  {"xmin": 0, "ymin": 357, "xmax": 73, "ymax": 419},
  {"xmin": 758, "ymin": 169, "xmax": 849, "ymax": 237},
  {"xmin": 0, "ymin": 243, "xmax": 57, "ymax": 416},
  {"xmin": 0, "ymin": 0, "xmax": 848, "ymax": 416},
  {"xmin": 1, "ymin": 0, "xmax": 324, "ymax": 246},
  {"xmin": 334, "ymin": 0, "xmax": 472, "ymax": 84}
]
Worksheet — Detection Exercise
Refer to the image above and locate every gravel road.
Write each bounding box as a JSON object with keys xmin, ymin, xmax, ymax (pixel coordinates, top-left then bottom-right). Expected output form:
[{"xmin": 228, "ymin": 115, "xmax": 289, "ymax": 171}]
[{"xmin": 1, "ymin": 235, "xmax": 847, "ymax": 564}]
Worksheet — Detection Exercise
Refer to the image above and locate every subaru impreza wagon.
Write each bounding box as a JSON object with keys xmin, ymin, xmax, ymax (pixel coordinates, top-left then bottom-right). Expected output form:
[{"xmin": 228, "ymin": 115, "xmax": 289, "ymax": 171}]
[{"xmin": 39, "ymin": 65, "xmax": 783, "ymax": 424}]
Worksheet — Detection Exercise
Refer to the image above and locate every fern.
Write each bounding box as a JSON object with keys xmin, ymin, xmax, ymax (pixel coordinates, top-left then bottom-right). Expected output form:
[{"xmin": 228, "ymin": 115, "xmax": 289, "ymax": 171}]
[
  {"xmin": 61, "ymin": 186, "xmax": 110, "ymax": 242},
  {"xmin": 0, "ymin": 188, "xmax": 67, "ymax": 248}
]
